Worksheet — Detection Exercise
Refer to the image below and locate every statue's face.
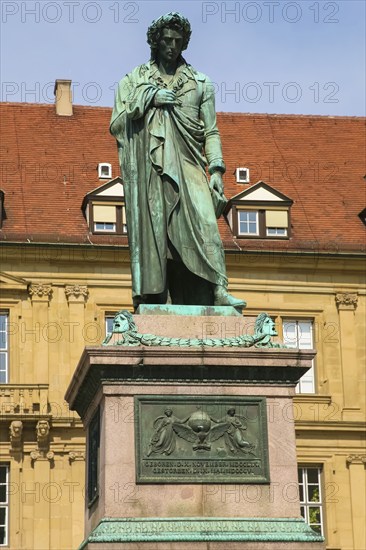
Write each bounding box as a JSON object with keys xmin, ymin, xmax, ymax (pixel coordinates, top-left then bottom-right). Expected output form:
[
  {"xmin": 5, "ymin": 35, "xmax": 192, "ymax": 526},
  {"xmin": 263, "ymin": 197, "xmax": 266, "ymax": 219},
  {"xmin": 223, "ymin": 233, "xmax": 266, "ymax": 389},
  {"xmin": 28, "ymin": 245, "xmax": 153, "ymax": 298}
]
[
  {"xmin": 264, "ymin": 316, "xmax": 277, "ymax": 336},
  {"xmin": 158, "ymin": 28, "xmax": 183, "ymax": 63},
  {"xmin": 113, "ymin": 313, "xmax": 129, "ymax": 333}
]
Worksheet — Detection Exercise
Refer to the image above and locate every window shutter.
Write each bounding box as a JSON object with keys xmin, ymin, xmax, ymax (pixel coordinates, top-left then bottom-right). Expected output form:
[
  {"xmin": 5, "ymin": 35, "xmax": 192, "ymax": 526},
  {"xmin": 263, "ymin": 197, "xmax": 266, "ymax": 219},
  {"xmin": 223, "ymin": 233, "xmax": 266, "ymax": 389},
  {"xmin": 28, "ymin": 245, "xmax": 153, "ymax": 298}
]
[
  {"xmin": 93, "ymin": 205, "xmax": 116, "ymax": 223},
  {"xmin": 265, "ymin": 210, "xmax": 288, "ymax": 227}
]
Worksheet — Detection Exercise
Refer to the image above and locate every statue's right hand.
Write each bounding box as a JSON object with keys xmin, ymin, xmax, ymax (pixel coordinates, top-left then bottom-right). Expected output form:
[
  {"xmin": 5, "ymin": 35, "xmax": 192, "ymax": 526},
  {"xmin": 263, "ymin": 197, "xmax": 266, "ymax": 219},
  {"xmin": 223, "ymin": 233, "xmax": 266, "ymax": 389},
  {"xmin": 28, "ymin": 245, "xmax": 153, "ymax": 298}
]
[{"xmin": 153, "ymin": 89, "xmax": 178, "ymax": 107}]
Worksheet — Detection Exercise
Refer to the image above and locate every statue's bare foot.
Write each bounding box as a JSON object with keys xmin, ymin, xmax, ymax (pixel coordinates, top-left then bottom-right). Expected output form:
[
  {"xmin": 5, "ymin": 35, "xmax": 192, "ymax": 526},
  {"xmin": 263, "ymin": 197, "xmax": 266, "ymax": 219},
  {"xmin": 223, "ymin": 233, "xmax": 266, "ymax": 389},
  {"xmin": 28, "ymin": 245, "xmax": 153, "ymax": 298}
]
[{"xmin": 214, "ymin": 286, "xmax": 247, "ymax": 309}]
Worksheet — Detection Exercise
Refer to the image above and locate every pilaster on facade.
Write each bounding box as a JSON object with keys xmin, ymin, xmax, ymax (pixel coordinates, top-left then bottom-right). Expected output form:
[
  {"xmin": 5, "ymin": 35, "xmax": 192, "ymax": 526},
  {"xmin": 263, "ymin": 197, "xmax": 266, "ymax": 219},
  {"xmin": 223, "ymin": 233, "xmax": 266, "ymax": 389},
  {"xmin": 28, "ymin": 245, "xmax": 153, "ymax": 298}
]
[
  {"xmin": 28, "ymin": 283, "xmax": 53, "ymax": 303},
  {"xmin": 65, "ymin": 284, "xmax": 89, "ymax": 304},
  {"xmin": 346, "ymin": 454, "xmax": 366, "ymax": 550},
  {"xmin": 335, "ymin": 293, "xmax": 362, "ymax": 420}
]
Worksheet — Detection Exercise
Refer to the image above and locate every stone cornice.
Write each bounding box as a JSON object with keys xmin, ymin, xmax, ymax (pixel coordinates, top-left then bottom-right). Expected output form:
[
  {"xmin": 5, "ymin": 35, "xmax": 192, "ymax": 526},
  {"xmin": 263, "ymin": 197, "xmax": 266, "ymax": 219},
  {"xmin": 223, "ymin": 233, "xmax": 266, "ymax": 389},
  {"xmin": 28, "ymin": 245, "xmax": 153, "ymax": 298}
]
[{"xmin": 65, "ymin": 347, "xmax": 316, "ymax": 419}]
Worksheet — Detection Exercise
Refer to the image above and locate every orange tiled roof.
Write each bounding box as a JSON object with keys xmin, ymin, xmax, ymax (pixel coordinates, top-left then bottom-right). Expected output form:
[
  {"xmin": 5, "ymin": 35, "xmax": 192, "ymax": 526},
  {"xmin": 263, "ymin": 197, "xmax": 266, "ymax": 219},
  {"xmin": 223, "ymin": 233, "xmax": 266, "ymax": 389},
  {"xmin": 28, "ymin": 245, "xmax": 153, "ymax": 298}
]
[{"xmin": 0, "ymin": 103, "xmax": 365, "ymax": 254}]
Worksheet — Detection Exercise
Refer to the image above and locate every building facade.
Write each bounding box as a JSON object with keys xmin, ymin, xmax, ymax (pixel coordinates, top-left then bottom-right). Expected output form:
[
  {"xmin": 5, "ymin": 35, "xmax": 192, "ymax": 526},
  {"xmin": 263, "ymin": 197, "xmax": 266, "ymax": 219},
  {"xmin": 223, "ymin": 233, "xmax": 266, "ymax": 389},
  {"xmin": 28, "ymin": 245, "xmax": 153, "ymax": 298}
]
[{"xmin": 0, "ymin": 89, "xmax": 365, "ymax": 549}]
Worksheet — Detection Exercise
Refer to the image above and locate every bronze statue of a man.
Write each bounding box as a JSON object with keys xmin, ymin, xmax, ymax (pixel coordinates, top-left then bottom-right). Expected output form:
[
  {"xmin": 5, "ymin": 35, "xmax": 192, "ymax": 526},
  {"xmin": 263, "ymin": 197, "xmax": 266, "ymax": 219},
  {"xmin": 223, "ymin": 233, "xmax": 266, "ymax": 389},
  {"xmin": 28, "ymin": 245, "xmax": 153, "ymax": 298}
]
[{"xmin": 110, "ymin": 12, "xmax": 245, "ymax": 310}]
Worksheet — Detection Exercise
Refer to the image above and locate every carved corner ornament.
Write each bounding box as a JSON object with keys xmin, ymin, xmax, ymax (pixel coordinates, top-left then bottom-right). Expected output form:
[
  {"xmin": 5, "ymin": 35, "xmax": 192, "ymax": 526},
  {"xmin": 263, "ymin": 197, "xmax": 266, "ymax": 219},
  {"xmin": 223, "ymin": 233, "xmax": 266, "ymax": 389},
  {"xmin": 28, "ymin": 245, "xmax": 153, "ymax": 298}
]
[
  {"xmin": 30, "ymin": 450, "xmax": 54, "ymax": 464},
  {"xmin": 346, "ymin": 454, "xmax": 366, "ymax": 466},
  {"xmin": 335, "ymin": 293, "xmax": 358, "ymax": 311},
  {"xmin": 36, "ymin": 420, "xmax": 50, "ymax": 450},
  {"xmin": 65, "ymin": 284, "xmax": 89, "ymax": 303},
  {"xmin": 68, "ymin": 451, "xmax": 85, "ymax": 463},
  {"xmin": 28, "ymin": 283, "xmax": 52, "ymax": 302},
  {"xmin": 9, "ymin": 420, "xmax": 23, "ymax": 451}
]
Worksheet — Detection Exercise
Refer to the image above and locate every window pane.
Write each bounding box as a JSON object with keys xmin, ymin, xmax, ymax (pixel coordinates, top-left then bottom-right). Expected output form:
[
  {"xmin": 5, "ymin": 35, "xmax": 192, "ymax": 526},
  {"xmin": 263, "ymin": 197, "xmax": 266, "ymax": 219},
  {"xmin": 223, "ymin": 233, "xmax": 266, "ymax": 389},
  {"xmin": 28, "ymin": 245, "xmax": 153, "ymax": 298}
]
[
  {"xmin": 0, "ymin": 370, "xmax": 6, "ymax": 384},
  {"xmin": 0, "ymin": 315, "xmax": 6, "ymax": 332},
  {"xmin": 308, "ymin": 485, "xmax": 320, "ymax": 502},
  {"xmin": 105, "ymin": 317, "xmax": 114, "ymax": 334},
  {"xmin": 283, "ymin": 321, "xmax": 297, "ymax": 347},
  {"xmin": 0, "ymin": 486, "xmax": 5, "ymax": 503},
  {"xmin": 309, "ymin": 506, "xmax": 321, "ymax": 524},
  {"xmin": 0, "ymin": 525, "xmax": 5, "ymax": 544},
  {"xmin": 307, "ymin": 468, "xmax": 319, "ymax": 484},
  {"xmin": 0, "ymin": 508, "xmax": 5, "ymax": 524},
  {"xmin": 0, "ymin": 468, "xmax": 6, "ymax": 484},
  {"xmin": 298, "ymin": 321, "xmax": 313, "ymax": 349},
  {"xmin": 0, "ymin": 314, "xmax": 7, "ymax": 349},
  {"xmin": 299, "ymin": 484, "xmax": 304, "ymax": 502}
]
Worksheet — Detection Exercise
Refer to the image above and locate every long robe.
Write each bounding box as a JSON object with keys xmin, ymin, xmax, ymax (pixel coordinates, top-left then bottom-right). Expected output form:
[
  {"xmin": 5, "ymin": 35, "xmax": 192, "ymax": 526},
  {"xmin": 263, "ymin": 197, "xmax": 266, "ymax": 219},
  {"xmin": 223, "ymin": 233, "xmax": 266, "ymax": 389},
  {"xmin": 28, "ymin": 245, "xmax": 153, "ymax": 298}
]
[{"xmin": 110, "ymin": 60, "xmax": 228, "ymax": 299}]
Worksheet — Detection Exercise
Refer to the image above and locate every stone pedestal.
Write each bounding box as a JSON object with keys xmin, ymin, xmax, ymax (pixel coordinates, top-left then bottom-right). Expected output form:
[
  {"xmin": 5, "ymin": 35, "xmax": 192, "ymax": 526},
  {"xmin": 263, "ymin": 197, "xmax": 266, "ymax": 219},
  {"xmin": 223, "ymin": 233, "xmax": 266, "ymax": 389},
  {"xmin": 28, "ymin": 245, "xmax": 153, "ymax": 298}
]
[{"xmin": 65, "ymin": 311, "xmax": 324, "ymax": 549}]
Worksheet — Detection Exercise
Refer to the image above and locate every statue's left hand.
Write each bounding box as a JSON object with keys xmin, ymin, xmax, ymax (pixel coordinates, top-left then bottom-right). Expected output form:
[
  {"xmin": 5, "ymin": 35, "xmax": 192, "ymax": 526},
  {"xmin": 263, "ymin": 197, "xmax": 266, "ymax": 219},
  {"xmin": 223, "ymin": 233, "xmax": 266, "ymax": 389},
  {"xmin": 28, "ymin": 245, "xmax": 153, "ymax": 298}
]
[{"xmin": 209, "ymin": 172, "xmax": 224, "ymax": 195}]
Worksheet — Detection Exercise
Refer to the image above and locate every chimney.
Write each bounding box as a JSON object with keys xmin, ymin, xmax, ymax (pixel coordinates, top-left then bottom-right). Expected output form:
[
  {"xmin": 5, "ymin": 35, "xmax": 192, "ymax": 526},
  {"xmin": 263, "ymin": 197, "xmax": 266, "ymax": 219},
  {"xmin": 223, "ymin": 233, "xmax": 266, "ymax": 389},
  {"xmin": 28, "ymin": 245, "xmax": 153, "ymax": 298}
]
[{"xmin": 54, "ymin": 79, "xmax": 73, "ymax": 116}]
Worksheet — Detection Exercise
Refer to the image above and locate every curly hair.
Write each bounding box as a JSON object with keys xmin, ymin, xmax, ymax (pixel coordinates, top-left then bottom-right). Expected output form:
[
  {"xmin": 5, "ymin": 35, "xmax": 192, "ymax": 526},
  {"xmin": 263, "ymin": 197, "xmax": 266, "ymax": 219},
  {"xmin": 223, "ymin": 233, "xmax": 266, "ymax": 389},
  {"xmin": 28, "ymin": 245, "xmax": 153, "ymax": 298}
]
[{"xmin": 147, "ymin": 12, "xmax": 192, "ymax": 61}]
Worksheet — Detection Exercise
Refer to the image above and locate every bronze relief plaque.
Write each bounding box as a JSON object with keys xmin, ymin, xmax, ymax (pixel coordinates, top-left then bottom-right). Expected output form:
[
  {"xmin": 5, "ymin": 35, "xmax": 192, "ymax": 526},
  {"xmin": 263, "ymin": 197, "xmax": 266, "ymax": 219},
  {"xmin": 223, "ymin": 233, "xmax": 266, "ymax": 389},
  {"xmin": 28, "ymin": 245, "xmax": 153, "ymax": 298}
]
[{"xmin": 135, "ymin": 396, "xmax": 269, "ymax": 483}]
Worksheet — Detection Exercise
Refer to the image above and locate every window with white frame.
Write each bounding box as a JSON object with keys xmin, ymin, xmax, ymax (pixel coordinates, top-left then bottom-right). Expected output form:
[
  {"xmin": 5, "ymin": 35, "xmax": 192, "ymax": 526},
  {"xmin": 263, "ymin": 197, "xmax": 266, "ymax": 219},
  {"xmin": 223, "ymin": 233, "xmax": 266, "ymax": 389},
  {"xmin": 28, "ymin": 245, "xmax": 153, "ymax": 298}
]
[
  {"xmin": 266, "ymin": 227, "xmax": 287, "ymax": 236},
  {"xmin": 0, "ymin": 314, "xmax": 8, "ymax": 384},
  {"xmin": 238, "ymin": 210, "xmax": 259, "ymax": 236},
  {"xmin": 298, "ymin": 466, "xmax": 324, "ymax": 535},
  {"xmin": 282, "ymin": 319, "xmax": 315, "ymax": 393},
  {"xmin": 0, "ymin": 464, "xmax": 9, "ymax": 546}
]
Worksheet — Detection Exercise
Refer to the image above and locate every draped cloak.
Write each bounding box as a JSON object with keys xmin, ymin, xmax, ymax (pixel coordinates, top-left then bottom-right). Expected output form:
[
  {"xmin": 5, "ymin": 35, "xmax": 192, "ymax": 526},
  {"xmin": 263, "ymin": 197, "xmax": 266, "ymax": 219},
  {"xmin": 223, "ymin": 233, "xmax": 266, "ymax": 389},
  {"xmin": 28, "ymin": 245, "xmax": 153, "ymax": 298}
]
[{"xmin": 110, "ymin": 60, "xmax": 228, "ymax": 299}]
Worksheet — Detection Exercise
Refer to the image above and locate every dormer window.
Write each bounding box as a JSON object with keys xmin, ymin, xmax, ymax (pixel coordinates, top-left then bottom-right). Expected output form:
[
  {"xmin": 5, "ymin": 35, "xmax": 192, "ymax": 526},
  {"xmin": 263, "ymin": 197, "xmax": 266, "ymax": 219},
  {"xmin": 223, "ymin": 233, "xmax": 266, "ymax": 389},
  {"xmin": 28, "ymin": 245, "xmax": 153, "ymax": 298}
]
[
  {"xmin": 236, "ymin": 167, "xmax": 250, "ymax": 183},
  {"xmin": 98, "ymin": 163, "xmax": 112, "ymax": 179},
  {"xmin": 82, "ymin": 177, "xmax": 127, "ymax": 235},
  {"xmin": 225, "ymin": 182, "xmax": 292, "ymax": 240}
]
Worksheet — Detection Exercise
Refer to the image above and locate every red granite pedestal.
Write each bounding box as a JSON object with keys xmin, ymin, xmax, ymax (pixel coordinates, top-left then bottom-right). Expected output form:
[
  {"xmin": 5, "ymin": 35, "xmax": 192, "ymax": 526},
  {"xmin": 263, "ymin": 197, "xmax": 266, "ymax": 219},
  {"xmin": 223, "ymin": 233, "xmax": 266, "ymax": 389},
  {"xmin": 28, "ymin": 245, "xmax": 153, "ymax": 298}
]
[{"xmin": 65, "ymin": 311, "xmax": 325, "ymax": 550}]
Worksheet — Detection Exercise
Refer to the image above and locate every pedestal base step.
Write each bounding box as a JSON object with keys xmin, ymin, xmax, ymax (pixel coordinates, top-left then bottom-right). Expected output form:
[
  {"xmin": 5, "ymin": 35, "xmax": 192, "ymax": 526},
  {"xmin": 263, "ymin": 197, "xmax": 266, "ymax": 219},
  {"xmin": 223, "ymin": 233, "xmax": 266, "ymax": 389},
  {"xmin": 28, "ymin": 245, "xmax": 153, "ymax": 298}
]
[{"xmin": 80, "ymin": 517, "xmax": 324, "ymax": 549}]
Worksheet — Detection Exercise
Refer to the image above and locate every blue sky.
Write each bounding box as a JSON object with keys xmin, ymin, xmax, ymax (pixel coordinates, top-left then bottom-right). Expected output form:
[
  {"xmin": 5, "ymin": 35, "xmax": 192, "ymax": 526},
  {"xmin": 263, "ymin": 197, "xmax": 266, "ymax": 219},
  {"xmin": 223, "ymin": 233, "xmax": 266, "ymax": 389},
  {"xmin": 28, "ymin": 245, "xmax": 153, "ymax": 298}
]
[{"xmin": 1, "ymin": 0, "xmax": 365, "ymax": 115}]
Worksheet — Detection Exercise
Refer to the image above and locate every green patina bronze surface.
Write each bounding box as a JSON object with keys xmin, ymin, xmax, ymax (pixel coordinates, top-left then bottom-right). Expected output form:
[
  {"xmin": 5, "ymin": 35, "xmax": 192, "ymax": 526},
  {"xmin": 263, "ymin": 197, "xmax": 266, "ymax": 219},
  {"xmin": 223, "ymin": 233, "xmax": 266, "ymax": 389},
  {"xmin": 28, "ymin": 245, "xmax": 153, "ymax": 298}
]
[
  {"xmin": 135, "ymin": 396, "xmax": 269, "ymax": 483},
  {"xmin": 78, "ymin": 517, "xmax": 324, "ymax": 547},
  {"xmin": 103, "ymin": 310, "xmax": 285, "ymax": 348},
  {"xmin": 110, "ymin": 12, "xmax": 245, "ymax": 310}
]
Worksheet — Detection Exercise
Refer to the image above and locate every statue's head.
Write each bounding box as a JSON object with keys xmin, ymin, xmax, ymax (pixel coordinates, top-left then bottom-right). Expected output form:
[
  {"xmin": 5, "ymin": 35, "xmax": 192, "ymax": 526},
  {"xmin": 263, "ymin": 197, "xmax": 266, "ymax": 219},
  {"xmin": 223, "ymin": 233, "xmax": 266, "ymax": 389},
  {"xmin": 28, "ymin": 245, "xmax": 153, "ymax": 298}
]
[
  {"xmin": 147, "ymin": 12, "xmax": 192, "ymax": 62},
  {"xmin": 164, "ymin": 407, "xmax": 173, "ymax": 417},
  {"xmin": 254, "ymin": 313, "xmax": 278, "ymax": 340},
  {"xmin": 112, "ymin": 310, "xmax": 136, "ymax": 334},
  {"xmin": 36, "ymin": 420, "xmax": 49, "ymax": 437}
]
